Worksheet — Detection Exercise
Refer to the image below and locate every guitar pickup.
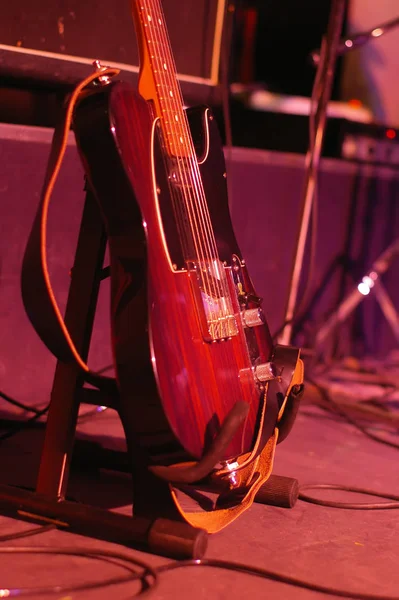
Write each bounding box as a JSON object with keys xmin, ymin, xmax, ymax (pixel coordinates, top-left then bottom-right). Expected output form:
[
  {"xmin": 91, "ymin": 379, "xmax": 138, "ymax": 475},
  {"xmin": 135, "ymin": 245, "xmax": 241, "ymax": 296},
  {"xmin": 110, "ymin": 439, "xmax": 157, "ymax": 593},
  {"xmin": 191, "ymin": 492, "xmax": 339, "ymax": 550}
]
[{"xmin": 168, "ymin": 167, "xmax": 193, "ymax": 190}]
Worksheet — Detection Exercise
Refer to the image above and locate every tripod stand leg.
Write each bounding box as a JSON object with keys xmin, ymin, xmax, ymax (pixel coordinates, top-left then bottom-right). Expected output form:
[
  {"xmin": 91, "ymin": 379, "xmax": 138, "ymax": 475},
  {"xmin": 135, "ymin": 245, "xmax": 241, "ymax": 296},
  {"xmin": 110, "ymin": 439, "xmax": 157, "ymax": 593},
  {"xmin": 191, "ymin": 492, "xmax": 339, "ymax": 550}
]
[
  {"xmin": 314, "ymin": 238, "xmax": 399, "ymax": 359},
  {"xmin": 14, "ymin": 185, "xmax": 210, "ymax": 557},
  {"xmin": 0, "ymin": 482, "xmax": 207, "ymax": 558},
  {"xmin": 373, "ymin": 281, "xmax": 399, "ymax": 344},
  {"xmin": 36, "ymin": 189, "xmax": 107, "ymax": 499}
]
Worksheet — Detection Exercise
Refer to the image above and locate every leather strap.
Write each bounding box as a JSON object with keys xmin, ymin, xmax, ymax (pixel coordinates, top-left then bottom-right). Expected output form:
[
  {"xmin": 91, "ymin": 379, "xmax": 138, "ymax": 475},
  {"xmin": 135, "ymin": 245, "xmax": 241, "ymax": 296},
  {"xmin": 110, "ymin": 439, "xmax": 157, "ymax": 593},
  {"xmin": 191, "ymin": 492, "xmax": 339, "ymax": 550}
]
[
  {"xmin": 170, "ymin": 357, "xmax": 304, "ymax": 533},
  {"xmin": 21, "ymin": 67, "xmax": 120, "ymax": 376}
]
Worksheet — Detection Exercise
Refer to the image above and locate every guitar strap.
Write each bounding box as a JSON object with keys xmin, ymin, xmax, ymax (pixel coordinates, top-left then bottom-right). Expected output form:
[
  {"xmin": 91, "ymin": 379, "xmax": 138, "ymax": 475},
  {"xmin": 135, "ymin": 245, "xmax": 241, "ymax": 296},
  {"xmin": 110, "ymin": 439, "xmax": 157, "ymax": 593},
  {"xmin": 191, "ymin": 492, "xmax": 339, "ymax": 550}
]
[
  {"xmin": 169, "ymin": 357, "xmax": 304, "ymax": 533},
  {"xmin": 21, "ymin": 68, "xmax": 121, "ymax": 380},
  {"xmin": 21, "ymin": 70, "xmax": 304, "ymax": 534},
  {"xmin": 167, "ymin": 365, "xmax": 303, "ymax": 533}
]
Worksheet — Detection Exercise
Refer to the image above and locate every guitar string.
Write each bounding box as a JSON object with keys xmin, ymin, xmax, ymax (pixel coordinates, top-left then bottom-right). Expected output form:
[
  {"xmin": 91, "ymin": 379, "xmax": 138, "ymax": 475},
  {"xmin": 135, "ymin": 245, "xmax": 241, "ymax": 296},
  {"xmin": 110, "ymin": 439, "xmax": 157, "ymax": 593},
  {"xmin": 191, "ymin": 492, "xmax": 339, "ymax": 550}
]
[
  {"xmin": 144, "ymin": 0, "xmax": 249, "ymax": 424},
  {"xmin": 134, "ymin": 0, "xmax": 260, "ymax": 460},
  {"xmin": 142, "ymin": 0, "xmax": 231, "ymax": 335},
  {"xmin": 150, "ymin": 11, "xmax": 228, "ymax": 337},
  {"xmin": 137, "ymin": 0, "xmax": 226, "ymax": 442},
  {"xmin": 150, "ymin": 0, "xmax": 236, "ymax": 338},
  {"xmin": 144, "ymin": 1, "xmax": 233, "ymax": 444},
  {"xmin": 142, "ymin": 0, "xmax": 220, "ymax": 301},
  {"xmin": 143, "ymin": 1, "xmax": 230, "ymax": 399},
  {"xmin": 146, "ymin": 0, "xmax": 219, "ymax": 261},
  {"xmin": 140, "ymin": 2, "xmax": 214, "ymax": 259},
  {"xmin": 142, "ymin": 0, "xmax": 249, "ymax": 437},
  {"xmin": 138, "ymin": 3, "xmax": 204, "ymax": 266}
]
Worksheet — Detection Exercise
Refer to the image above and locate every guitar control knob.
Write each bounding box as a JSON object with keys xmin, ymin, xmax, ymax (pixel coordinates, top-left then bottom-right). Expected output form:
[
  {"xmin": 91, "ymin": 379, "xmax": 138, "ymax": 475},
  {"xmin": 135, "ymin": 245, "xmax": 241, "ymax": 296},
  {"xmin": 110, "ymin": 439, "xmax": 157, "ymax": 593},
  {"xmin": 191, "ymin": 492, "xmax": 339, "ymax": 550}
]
[
  {"xmin": 242, "ymin": 308, "xmax": 265, "ymax": 328},
  {"xmin": 254, "ymin": 362, "xmax": 279, "ymax": 383}
]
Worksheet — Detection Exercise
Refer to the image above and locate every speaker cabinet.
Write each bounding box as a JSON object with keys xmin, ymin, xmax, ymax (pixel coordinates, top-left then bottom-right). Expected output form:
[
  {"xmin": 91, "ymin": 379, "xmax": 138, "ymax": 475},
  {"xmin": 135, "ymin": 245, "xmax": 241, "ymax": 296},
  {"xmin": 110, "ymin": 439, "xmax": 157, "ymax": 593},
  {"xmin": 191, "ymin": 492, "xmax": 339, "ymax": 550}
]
[
  {"xmin": 0, "ymin": 0, "xmax": 226, "ymax": 88},
  {"xmin": 1, "ymin": 123, "xmax": 398, "ymax": 407}
]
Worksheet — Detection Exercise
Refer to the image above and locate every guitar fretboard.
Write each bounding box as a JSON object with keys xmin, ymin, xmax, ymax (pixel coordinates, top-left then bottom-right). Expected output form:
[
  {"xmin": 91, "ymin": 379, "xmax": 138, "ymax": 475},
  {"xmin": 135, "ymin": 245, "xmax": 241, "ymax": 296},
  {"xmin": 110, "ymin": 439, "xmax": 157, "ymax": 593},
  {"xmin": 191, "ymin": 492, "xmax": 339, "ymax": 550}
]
[
  {"xmin": 132, "ymin": 1, "xmax": 230, "ymax": 318},
  {"xmin": 135, "ymin": 0, "xmax": 193, "ymax": 158}
]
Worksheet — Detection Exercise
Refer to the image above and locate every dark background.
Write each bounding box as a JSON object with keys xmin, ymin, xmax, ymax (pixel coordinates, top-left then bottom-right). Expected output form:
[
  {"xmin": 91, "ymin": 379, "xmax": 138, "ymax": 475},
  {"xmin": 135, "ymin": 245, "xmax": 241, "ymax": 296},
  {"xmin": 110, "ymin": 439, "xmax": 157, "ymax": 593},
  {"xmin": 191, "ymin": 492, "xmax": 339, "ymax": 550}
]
[
  {"xmin": 233, "ymin": 0, "xmax": 344, "ymax": 98},
  {"xmin": 0, "ymin": 0, "xmax": 345, "ymax": 128},
  {"xmin": 0, "ymin": 0, "xmax": 220, "ymax": 81},
  {"xmin": 0, "ymin": 0, "xmax": 225, "ymax": 126}
]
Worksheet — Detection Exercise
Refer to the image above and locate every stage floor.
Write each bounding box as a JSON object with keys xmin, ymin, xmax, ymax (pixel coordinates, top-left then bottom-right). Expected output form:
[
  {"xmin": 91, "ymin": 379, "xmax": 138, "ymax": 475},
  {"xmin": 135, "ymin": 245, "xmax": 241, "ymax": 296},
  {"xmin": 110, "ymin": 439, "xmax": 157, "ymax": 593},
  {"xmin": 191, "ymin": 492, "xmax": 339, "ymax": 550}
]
[{"xmin": 0, "ymin": 375, "xmax": 397, "ymax": 600}]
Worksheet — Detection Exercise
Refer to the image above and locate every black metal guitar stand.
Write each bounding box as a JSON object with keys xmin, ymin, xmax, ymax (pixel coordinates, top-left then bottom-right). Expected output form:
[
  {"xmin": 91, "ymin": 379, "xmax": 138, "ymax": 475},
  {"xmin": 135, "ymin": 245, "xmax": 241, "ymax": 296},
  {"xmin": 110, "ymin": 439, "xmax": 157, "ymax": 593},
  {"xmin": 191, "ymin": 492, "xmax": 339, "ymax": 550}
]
[{"xmin": 0, "ymin": 186, "xmax": 299, "ymax": 558}]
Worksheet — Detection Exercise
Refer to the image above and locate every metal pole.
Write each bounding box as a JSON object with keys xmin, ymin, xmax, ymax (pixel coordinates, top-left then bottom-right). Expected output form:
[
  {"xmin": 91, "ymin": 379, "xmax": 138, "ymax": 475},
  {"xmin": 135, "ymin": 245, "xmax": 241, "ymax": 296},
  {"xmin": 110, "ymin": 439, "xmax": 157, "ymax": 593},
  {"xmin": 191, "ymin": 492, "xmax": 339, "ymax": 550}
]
[{"xmin": 279, "ymin": 0, "xmax": 347, "ymax": 346}]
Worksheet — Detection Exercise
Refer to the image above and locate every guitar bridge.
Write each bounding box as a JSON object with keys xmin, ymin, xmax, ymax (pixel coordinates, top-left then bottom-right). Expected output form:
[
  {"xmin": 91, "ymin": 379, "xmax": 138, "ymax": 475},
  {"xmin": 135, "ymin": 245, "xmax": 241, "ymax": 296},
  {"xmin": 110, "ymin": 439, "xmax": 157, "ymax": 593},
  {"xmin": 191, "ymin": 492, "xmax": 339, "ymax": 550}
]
[{"xmin": 188, "ymin": 260, "xmax": 238, "ymax": 342}]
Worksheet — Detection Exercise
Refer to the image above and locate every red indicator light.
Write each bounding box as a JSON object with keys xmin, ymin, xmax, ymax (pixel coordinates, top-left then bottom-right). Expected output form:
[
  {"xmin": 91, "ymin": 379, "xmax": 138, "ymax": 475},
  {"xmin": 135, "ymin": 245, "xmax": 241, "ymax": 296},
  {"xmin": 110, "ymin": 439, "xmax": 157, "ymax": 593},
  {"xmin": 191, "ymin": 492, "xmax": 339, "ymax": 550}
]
[{"xmin": 386, "ymin": 128, "xmax": 396, "ymax": 140}]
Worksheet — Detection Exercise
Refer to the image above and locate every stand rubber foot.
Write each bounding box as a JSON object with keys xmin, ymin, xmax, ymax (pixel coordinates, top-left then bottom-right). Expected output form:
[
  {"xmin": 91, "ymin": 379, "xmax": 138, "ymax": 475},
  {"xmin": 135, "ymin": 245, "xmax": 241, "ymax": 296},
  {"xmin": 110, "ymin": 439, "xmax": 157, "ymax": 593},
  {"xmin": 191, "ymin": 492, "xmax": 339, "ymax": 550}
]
[
  {"xmin": 148, "ymin": 518, "xmax": 208, "ymax": 559},
  {"xmin": 255, "ymin": 474, "xmax": 299, "ymax": 508}
]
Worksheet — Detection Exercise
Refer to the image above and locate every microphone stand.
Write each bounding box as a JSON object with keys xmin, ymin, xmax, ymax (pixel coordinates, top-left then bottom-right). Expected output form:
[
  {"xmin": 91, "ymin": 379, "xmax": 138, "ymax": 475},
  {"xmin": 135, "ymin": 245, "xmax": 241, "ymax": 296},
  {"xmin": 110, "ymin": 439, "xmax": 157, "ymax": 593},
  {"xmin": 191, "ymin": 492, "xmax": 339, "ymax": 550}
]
[
  {"xmin": 310, "ymin": 15, "xmax": 399, "ymax": 66},
  {"xmin": 278, "ymin": 0, "xmax": 347, "ymax": 346},
  {"xmin": 309, "ymin": 15, "xmax": 399, "ymax": 362},
  {"xmin": 314, "ymin": 239, "xmax": 399, "ymax": 360}
]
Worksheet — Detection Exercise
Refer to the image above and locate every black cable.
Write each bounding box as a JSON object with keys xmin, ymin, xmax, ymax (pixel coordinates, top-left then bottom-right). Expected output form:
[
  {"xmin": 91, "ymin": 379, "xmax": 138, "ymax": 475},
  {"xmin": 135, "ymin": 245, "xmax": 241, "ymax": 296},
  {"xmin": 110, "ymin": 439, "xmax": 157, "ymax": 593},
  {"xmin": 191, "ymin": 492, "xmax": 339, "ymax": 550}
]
[
  {"xmin": 0, "ymin": 397, "xmax": 110, "ymax": 441},
  {"xmin": 0, "ymin": 481, "xmax": 397, "ymax": 599},
  {"xmin": 0, "ymin": 405, "xmax": 49, "ymax": 444},
  {"xmin": 157, "ymin": 558, "xmax": 399, "ymax": 600},
  {"xmin": 0, "ymin": 545, "xmax": 158, "ymax": 597},
  {"xmin": 0, "ymin": 402, "xmax": 108, "ymax": 442},
  {"xmin": 0, "ymin": 362, "xmax": 114, "ymax": 437},
  {"xmin": 308, "ymin": 377, "xmax": 399, "ymax": 451},
  {"xmin": 0, "ymin": 390, "xmax": 398, "ymax": 599},
  {"xmin": 0, "ymin": 541, "xmax": 398, "ymax": 600},
  {"xmin": 299, "ymin": 483, "xmax": 399, "ymax": 510},
  {"xmin": 0, "ymin": 390, "xmax": 43, "ymax": 415},
  {"xmin": 0, "ymin": 524, "xmax": 56, "ymax": 542}
]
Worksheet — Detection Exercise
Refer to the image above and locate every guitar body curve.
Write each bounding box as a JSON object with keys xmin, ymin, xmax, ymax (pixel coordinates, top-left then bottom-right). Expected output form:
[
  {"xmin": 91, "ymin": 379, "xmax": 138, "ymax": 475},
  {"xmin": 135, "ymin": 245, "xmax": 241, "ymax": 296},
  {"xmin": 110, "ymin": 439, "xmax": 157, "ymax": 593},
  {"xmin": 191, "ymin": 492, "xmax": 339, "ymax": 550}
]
[{"xmin": 73, "ymin": 80, "xmax": 274, "ymax": 464}]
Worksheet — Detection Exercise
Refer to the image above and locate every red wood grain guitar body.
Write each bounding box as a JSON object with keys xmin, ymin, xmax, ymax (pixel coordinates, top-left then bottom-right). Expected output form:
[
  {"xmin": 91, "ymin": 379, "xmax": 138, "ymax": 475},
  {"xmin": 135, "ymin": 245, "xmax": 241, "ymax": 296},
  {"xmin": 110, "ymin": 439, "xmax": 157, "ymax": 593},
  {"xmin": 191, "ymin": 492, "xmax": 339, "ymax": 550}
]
[{"xmin": 73, "ymin": 80, "xmax": 276, "ymax": 466}]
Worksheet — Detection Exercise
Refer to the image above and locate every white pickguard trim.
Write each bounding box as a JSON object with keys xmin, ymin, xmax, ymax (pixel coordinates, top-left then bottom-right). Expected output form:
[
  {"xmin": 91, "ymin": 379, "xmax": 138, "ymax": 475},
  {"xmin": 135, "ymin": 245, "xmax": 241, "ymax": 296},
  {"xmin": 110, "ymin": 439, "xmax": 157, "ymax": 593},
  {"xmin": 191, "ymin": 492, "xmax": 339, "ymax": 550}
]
[
  {"xmin": 197, "ymin": 108, "xmax": 211, "ymax": 166},
  {"xmin": 150, "ymin": 118, "xmax": 186, "ymax": 273}
]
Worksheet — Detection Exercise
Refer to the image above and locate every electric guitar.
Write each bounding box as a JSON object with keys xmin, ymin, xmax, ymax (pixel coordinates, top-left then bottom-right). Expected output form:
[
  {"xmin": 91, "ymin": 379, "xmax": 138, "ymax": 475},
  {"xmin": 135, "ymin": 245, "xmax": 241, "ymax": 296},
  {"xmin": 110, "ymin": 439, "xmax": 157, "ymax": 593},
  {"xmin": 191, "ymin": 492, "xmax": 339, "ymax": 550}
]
[{"xmin": 73, "ymin": 0, "xmax": 290, "ymax": 476}]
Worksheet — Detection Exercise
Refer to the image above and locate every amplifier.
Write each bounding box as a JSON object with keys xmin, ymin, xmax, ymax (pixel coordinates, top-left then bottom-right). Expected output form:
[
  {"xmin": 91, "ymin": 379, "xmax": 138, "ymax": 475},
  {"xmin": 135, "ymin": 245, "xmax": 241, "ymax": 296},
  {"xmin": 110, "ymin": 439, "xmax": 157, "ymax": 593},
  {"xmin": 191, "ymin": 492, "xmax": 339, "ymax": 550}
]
[
  {"xmin": 0, "ymin": 0, "xmax": 227, "ymax": 89},
  {"xmin": 340, "ymin": 121, "xmax": 399, "ymax": 166},
  {"xmin": 218, "ymin": 90, "xmax": 399, "ymax": 167}
]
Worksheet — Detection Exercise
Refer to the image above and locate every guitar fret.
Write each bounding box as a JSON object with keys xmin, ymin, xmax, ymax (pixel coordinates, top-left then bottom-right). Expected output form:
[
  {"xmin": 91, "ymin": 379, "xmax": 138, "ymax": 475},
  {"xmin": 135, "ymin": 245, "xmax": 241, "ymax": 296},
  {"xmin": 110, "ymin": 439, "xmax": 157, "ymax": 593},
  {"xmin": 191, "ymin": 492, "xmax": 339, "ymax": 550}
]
[{"xmin": 138, "ymin": 0, "xmax": 193, "ymax": 158}]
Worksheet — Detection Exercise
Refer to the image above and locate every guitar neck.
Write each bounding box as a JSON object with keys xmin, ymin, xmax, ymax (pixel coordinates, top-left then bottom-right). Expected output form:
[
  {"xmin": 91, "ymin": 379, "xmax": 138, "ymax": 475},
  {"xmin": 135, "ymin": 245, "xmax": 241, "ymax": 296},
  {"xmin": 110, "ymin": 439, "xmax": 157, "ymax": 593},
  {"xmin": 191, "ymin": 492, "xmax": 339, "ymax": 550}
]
[{"xmin": 131, "ymin": 0, "xmax": 192, "ymax": 158}]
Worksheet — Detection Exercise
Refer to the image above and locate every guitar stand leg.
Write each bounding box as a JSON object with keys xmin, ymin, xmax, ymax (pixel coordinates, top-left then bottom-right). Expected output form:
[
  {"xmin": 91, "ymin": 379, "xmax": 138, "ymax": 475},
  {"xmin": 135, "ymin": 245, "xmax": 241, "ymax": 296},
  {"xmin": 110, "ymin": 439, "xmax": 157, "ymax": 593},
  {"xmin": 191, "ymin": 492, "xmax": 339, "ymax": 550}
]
[
  {"xmin": 0, "ymin": 482, "xmax": 207, "ymax": 559},
  {"xmin": 254, "ymin": 474, "xmax": 299, "ymax": 509},
  {"xmin": 0, "ymin": 186, "xmax": 208, "ymax": 559}
]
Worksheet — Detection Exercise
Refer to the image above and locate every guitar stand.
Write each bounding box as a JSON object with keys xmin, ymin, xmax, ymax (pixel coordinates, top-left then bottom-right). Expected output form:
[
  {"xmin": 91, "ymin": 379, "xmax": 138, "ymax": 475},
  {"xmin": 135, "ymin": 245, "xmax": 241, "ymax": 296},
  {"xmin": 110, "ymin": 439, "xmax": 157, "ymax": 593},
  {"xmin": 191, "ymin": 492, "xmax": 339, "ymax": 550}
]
[{"xmin": 0, "ymin": 187, "xmax": 299, "ymax": 559}]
